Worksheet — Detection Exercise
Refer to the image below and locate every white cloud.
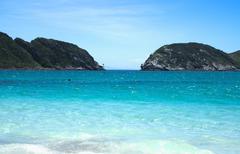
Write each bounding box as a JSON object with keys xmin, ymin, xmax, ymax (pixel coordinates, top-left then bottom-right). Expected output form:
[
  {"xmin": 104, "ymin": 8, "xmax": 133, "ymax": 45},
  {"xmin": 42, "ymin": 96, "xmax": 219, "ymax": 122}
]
[{"xmin": 18, "ymin": 1, "xmax": 166, "ymax": 41}]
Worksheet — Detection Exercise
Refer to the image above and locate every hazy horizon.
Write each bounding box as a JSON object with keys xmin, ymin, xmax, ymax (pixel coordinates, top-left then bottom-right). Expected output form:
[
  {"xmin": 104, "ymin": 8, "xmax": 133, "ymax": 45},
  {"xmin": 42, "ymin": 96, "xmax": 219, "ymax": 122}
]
[{"xmin": 1, "ymin": 0, "xmax": 240, "ymax": 69}]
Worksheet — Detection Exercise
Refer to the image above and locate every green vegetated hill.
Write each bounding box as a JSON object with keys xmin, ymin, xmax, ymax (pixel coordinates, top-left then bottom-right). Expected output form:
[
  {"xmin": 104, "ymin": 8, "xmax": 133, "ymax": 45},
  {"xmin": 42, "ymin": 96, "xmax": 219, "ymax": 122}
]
[
  {"xmin": 141, "ymin": 43, "xmax": 240, "ymax": 71},
  {"xmin": 0, "ymin": 32, "xmax": 40, "ymax": 69},
  {"xmin": 229, "ymin": 50, "xmax": 240, "ymax": 66},
  {"xmin": 0, "ymin": 32, "xmax": 103, "ymax": 70}
]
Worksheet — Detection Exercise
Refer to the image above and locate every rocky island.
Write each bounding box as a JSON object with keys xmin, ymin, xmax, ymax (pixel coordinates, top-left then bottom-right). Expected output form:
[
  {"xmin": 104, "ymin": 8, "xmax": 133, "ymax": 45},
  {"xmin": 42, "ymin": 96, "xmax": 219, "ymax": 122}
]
[
  {"xmin": 0, "ymin": 32, "xmax": 103, "ymax": 70},
  {"xmin": 141, "ymin": 43, "xmax": 240, "ymax": 71}
]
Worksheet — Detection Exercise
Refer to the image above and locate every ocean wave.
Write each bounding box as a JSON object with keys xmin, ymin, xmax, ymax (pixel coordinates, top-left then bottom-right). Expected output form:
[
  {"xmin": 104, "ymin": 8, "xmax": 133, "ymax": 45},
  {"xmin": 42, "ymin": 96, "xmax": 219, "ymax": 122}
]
[{"xmin": 0, "ymin": 139, "xmax": 215, "ymax": 154}]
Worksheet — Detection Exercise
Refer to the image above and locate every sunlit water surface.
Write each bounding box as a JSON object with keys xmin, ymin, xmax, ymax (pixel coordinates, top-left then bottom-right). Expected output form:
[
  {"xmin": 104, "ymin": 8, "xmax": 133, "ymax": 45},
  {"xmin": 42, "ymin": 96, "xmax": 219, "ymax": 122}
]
[{"xmin": 0, "ymin": 71, "xmax": 240, "ymax": 154}]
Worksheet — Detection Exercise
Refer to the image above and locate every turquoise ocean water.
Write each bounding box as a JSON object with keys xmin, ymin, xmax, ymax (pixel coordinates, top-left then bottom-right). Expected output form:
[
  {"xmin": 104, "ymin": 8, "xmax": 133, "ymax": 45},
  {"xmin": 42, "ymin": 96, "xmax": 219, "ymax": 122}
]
[{"xmin": 0, "ymin": 70, "xmax": 239, "ymax": 154}]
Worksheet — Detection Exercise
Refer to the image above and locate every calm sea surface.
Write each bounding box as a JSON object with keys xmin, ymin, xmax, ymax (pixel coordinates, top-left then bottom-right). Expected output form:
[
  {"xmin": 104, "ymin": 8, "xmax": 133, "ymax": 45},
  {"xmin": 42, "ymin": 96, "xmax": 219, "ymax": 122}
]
[{"xmin": 0, "ymin": 70, "xmax": 239, "ymax": 154}]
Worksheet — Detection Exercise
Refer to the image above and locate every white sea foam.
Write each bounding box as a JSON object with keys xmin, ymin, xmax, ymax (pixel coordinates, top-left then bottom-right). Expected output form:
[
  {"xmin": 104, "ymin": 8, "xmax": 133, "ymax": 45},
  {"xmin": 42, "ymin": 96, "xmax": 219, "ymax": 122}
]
[
  {"xmin": 0, "ymin": 144, "xmax": 57, "ymax": 154},
  {"xmin": 0, "ymin": 139, "xmax": 215, "ymax": 154},
  {"xmin": 0, "ymin": 144, "xmax": 102, "ymax": 154}
]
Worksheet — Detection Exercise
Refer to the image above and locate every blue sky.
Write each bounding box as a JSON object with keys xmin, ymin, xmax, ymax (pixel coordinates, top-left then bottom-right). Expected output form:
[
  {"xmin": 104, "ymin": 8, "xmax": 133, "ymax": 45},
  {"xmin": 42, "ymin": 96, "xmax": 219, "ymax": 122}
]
[{"xmin": 0, "ymin": 0, "xmax": 239, "ymax": 69}]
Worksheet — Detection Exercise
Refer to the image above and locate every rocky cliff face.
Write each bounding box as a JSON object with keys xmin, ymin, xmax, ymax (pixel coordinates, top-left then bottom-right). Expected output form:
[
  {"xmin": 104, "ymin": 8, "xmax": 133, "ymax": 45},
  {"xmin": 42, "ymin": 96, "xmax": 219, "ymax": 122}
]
[
  {"xmin": 0, "ymin": 32, "xmax": 103, "ymax": 70},
  {"xmin": 141, "ymin": 43, "xmax": 239, "ymax": 71}
]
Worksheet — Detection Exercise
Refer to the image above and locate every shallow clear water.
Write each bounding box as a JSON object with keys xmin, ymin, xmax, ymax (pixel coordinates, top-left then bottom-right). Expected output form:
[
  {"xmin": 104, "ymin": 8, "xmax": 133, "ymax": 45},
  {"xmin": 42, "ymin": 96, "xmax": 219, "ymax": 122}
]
[{"xmin": 0, "ymin": 70, "xmax": 240, "ymax": 154}]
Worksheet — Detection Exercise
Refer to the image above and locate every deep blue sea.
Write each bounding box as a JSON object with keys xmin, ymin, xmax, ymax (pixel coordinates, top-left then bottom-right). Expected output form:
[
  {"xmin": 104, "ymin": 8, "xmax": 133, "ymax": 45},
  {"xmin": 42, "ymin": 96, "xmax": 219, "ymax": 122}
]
[{"xmin": 0, "ymin": 70, "xmax": 239, "ymax": 154}]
